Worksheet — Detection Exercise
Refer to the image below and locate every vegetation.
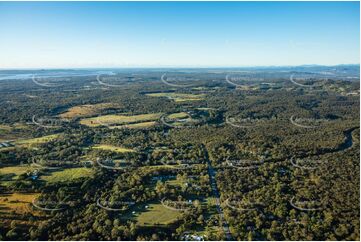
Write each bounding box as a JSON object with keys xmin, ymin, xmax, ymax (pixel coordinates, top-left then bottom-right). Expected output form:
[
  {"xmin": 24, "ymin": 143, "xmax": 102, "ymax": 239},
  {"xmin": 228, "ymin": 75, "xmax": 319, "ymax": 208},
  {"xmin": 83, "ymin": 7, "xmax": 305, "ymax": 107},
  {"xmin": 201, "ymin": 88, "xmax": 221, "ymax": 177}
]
[
  {"xmin": 146, "ymin": 92, "xmax": 205, "ymax": 102},
  {"xmin": 91, "ymin": 144, "xmax": 135, "ymax": 153},
  {"xmin": 41, "ymin": 167, "xmax": 94, "ymax": 183},
  {"xmin": 0, "ymin": 68, "xmax": 359, "ymax": 240},
  {"xmin": 79, "ymin": 113, "xmax": 162, "ymax": 127},
  {"xmin": 59, "ymin": 103, "xmax": 120, "ymax": 119},
  {"xmin": 134, "ymin": 203, "xmax": 181, "ymax": 226}
]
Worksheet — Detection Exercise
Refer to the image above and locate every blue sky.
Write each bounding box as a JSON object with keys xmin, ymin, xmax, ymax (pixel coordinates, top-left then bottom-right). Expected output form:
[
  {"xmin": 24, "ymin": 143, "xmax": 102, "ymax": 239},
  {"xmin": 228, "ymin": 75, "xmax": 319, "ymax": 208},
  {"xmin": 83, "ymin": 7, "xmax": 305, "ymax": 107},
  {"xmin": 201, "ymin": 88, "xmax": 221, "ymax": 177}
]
[{"xmin": 0, "ymin": 1, "xmax": 359, "ymax": 68}]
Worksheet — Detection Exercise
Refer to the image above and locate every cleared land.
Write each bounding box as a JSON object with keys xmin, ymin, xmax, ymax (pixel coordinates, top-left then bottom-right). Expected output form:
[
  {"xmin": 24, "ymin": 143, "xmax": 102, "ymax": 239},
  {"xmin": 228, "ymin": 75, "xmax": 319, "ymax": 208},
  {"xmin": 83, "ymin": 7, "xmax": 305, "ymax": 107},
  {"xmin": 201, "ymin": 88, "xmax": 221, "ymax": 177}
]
[
  {"xmin": 80, "ymin": 113, "xmax": 162, "ymax": 127},
  {"xmin": 1, "ymin": 131, "xmax": 59, "ymax": 151},
  {"xmin": 92, "ymin": 144, "xmax": 135, "ymax": 153},
  {"xmin": 110, "ymin": 121, "xmax": 157, "ymax": 129},
  {"xmin": 134, "ymin": 203, "xmax": 181, "ymax": 226},
  {"xmin": 15, "ymin": 134, "xmax": 60, "ymax": 146},
  {"xmin": 166, "ymin": 112, "xmax": 190, "ymax": 119},
  {"xmin": 0, "ymin": 165, "xmax": 36, "ymax": 181},
  {"xmin": 59, "ymin": 103, "xmax": 119, "ymax": 119},
  {"xmin": 42, "ymin": 167, "xmax": 94, "ymax": 183},
  {"xmin": 164, "ymin": 112, "xmax": 195, "ymax": 127},
  {"xmin": 0, "ymin": 193, "xmax": 39, "ymax": 215},
  {"xmin": 146, "ymin": 93, "xmax": 205, "ymax": 102},
  {"xmin": 0, "ymin": 165, "xmax": 92, "ymax": 184}
]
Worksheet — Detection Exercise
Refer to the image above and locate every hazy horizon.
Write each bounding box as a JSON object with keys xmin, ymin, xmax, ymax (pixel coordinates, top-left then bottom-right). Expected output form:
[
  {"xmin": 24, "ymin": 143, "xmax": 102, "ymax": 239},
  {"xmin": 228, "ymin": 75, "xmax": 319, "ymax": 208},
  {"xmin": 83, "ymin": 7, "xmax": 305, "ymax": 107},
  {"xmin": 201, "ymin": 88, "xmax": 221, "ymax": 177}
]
[{"xmin": 0, "ymin": 63, "xmax": 360, "ymax": 71}]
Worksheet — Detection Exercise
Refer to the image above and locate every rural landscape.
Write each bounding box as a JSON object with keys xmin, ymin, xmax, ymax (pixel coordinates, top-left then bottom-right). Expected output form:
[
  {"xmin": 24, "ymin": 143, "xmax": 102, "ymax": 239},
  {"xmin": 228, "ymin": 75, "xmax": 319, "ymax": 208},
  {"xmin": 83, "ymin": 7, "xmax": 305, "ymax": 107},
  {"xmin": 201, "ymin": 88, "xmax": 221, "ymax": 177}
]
[
  {"xmin": 0, "ymin": 66, "xmax": 359, "ymax": 240},
  {"xmin": 0, "ymin": 1, "xmax": 359, "ymax": 241}
]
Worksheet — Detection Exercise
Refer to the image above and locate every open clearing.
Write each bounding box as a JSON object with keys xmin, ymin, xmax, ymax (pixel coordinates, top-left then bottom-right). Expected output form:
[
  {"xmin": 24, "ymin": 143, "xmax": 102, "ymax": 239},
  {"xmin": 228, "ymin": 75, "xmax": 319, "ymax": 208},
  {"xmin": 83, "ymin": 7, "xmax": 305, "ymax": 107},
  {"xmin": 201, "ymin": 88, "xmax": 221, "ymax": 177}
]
[
  {"xmin": 146, "ymin": 93, "xmax": 205, "ymax": 102},
  {"xmin": 15, "ymin": 134, "xmax": 60, "ymax": 147},
  {"xmin": 80, "ymin": 113, "xmax": 162, "ymax": 127},
  {"xmin": 0, "ymin": 165, "xmax": 93, "ymax": 183},
  {"xmin": 92, "ymin": 144, "xmax": 135, "ymax": 153},
  {"xmin": 1, "ymin": 132, "xmax": 59, "ymax": 151},
  {"xmin": 59, "ymin": 103, "xmax": 120, "ymax": 119},
  {"xmin": 42, "ymin": 167, "xmax": 94, "ymax": 183},
  {"xmin": 134, "ymin": 203, "xmax": 181, "ymax": 226},
  {"xmin": 166, "ymin": 112, "xmax": 190, "ymax": 119},
  {"xmin": 0, "ymin": 165, "xmax": 36, "ymax": 181},
  {"xmin": 110, "ymin": 121, "xmax": 157, "ymax": 129},
  {"xmin": 0, "ymin": 193, "xmax": 39, "ymax": 215}
]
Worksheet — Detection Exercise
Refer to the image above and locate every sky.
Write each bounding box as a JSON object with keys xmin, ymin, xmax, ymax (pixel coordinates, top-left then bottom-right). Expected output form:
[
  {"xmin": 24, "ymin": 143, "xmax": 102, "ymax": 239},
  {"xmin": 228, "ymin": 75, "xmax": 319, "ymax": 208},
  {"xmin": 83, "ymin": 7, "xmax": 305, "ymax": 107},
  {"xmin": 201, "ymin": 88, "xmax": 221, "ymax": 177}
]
[{"xmin": 0, "ymin": 1, "xmax": 359, "ymax": 68}]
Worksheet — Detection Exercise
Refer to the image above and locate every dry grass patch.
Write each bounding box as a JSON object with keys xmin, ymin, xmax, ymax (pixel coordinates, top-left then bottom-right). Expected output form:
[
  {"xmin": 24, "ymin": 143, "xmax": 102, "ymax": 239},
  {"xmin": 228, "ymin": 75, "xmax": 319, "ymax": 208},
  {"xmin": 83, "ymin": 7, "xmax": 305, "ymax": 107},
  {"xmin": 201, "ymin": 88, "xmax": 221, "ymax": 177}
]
[
  {"xmin": 80, "ymin": 113, "xmax": 162, "ymax": 127},
  {"xmin": 111, "ymin": 121, "xmax": 157, "ymax": 129},
  {"xmin": 42, "ymin": 167, "xmax": 94, "ymax": 183},
  {"xmin": 92, "ymin": 144, "xmax": 135, "ymax": 153},
  {"xmin": 0, "ymin": 193, "xmax": 40, "ymax": 215},
  {"xmin": 15, "ymin": 134, "xmax": 60, "ymax": 148},
  {"xmin": 59, "ymin": 103, "xmax": 119, "ymax": 119},
  {"xmin": 146, "ymin": 93, "xmax": 205, "ymax": 102}
]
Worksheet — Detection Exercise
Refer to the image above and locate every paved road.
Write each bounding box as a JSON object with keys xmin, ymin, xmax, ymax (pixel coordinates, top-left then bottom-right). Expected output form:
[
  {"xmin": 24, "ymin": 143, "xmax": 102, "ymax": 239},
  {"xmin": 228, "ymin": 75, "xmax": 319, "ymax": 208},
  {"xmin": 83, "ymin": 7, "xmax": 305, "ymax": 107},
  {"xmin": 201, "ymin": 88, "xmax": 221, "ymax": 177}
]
[{"xmin": 203, "ymin": 144, "xmax": 233, "ymax": 241}]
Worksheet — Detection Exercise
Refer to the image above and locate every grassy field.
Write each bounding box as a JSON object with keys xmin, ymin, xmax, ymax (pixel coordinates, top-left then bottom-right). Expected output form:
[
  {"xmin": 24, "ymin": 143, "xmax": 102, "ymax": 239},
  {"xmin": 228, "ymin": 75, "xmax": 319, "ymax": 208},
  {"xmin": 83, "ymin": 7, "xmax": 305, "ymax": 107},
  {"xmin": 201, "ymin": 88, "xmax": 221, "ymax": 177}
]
[
  {"xmin": 80, "ymin": 113, "xmax": 162, "ymax": 127},
  {"xmin": 42, "ymin": 167, "xmax": 94, "ymax": 183},
  {"xmin": 110, "ymin": 121, "xmax": 157, "ymax": 129},
  {"xmin": 1, "ymin": 132, "xmax": 58, "ymax": 151},
  {"xmin": 146, "ymin": 93, "xmax": 205, "ymax": 102},
  {"xmin": 0, "ymin": 192, "xmax": 43, "ymax": 228},
  {"xmin": 166, "ymin": 112, "xmax": 190, "ymax": 119},
  {"xmin": 15, "ymin": 134, "xmax": 60, "ymax": 147},
  {"xmin": 134, "ymin": 203, "xmax": 181, "ymax": 226},
  {"xmin": 59, "ymin": 103, "xmax": 119, "ymax": 119},
  {"xmin": 0, "ymin": 165, "xmax": 93, "ymax": 184},
  {"xmin": 166, "ymin": 178, "xmax": 182, "ymax": 187},
  {"xmin": 92, "ymin": 144, "xmax": 135, "ymax": 153},
  {"xmin": 164, "ymin": 112, "xmax": 195, "ymax": 127},
  {"xmin": 0, "ymin": 192, "xmax": 39, "ymax": 215},
  {"xmin": 0, "ymin": 165, "xmax": 36, "ymax": 181}
]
